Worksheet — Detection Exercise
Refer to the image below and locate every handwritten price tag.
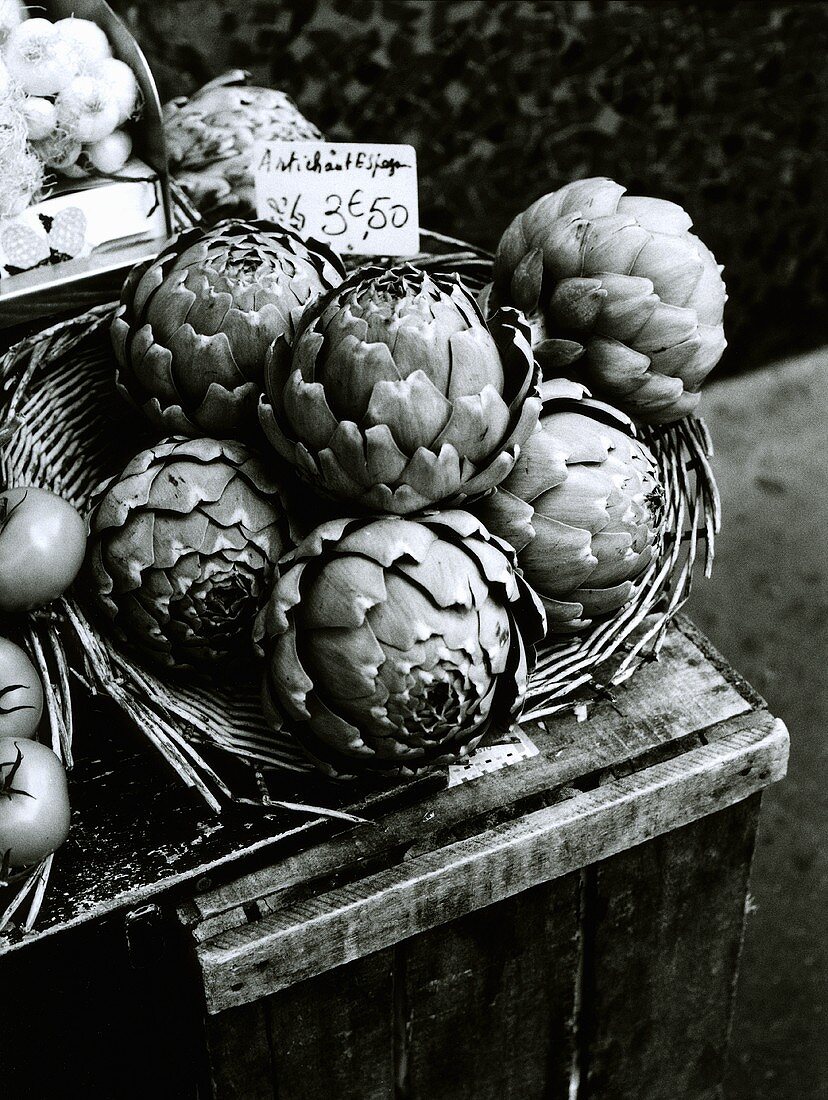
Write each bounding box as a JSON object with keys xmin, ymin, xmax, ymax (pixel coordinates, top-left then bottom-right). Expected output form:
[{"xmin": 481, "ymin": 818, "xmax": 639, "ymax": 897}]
[{"xmin": 254, "ymin": 142, "xmax": 419, "ymax": 256}]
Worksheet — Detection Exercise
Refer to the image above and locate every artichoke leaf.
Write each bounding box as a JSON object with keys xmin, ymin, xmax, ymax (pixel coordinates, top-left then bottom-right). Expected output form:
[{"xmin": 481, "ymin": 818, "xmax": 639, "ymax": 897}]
[
  {"xmin": 320, "ymin": 334, "xmax": 400, "ymax": 421},
  {"xmin": 582, "ymin": 216, "xmax": 649, "ymax": 277},
  {"xmin": 303, "ymin": 623, "xmax": 388, "ymax": 705},
  {"xmin": 509, "ymin": 248, "xmax": 543, "ymax": 315},
  {"xmin": 474, "ymin": 488, "xmax": 536, "ymax": 554},
  {"xmin": 130, "ymin": 329, "xmax": 182, "ymax": 407},
  {"xmin": 547, "ymin": 278, "xmax": 606, "ymax": 332},
  {"xmin": 631, "ymin": 233, "xmax": 704, "ymax": 307},
  {"xmin": 576, "ymin": 580, "xmax": 635, "ymax": 616},
  {"xmin": 365, "ymin": 371, "xmax": 453, "ymax": 454},
  {"xmin": 395, "ymin": 539, "xmax": 490, "ymax": 611},
  {"xmin": 520, "ymin": 512, "xmax": 597, "ymax": 593},
  {"xmin": 674, "ymin": 325, "xmax": 727, "ymax": 391},
  {"xmin": 586, "ymin": 530, "xmax": 638, "ymax": 587},
  {"xmin": 446, "ymin": 326, "xmax": 504, "ymax": 399},
  {"xmin": 151, "ymin": 510, "xmax": 210, "ymax": 568},
  {"xmin": 281, "ymin": 372, "xmax": 339, "ymax": 451},
  {"xmin": 476, "ymin": 597, "xmax": 512, "ymax": 677},
  {"xmin": 302, "ymin": 556, "xmax": 388, "ymax": 630},
  {"xmin": 194, "ymin": 380, "xmax": 259, "ymax": 436},
  {"xmin": 364, "ymin": 423, "xmax": 410, "ymax": 486},
  {"xmin": 617, "ymin": 195, "xmax": 693, "ymax": 235},
  {"xmin": 433, "ymin": 386, "xmax": 510, "ymax": 464},
  {"xmin": 401, "ymin": 443, "xmax": 463, "ymax": 507},
  {"xmin": 634, "ymin": 301, "xmax": 698, "ymax": 353},
  {"xmin": 536, "ymin": 465, "xmax": 614, "ymax": 533},
  {"xmin": 592, "ymin": 274, "xmax": 658, "ymax": 342},
  {"xmin": 687, "ymin": 235, "xmax": 727, "ymax": 325},
  {"xmin": 583, "ymin": 338, "xmax": 651, "ymax": 395},
  {"xmin": 146, "ymin": 458, "xmax": 234, "ymax": 512}
]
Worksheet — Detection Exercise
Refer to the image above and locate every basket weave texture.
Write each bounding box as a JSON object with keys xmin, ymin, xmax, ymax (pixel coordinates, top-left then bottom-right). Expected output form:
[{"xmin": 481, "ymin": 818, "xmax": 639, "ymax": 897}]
[{"xmin": 0, "ymin": 235, "xmax": 719, "ymax": 922}]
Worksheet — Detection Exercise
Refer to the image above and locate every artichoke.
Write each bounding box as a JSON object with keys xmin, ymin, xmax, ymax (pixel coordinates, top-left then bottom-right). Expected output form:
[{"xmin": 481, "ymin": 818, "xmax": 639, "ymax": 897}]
[
  {"xmin": 259, "ymin": 264, "xmax": 542, "ymax": 515},
  {"xmin": 474, "ymin": 379, "xmax": 664, "ymax": 633},
  {"xmin": 484, "ymin": 177, "xmax": 727, "ymax": 423},
  {"xmin": 87, "ymin": 437, "xmax": 291, "ymax": 670},
  {"xmin": 163, "ymin": 72, "xmax": 322, "ymax": 219},
  {"xmin": 256, "ymin": 511, "xmax": 545, "ymax": 778},
  {"xmin": 111, "ymin": 219, "xmax": 345, "ymax": 439}
]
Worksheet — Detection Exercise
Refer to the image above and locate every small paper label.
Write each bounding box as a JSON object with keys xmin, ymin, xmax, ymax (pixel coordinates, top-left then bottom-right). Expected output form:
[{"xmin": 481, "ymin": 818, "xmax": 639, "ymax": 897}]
[
  {"xmin": 254, "ymin": 142, "xmax": 419, "ymax": 256},
  {"xmin": 447, "ymin": 728, "xmax": 540, "ymax": 787}
]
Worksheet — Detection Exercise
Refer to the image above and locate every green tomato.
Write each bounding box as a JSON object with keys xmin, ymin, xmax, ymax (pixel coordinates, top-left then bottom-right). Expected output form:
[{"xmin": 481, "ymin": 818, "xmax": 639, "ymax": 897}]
[
  {"xmin": 0, "ymin": 739, "xmax": 70, "ymax": 869},
  {"xmin": 0, "ymin": 487, "xmax": 87, "ymax": 612},
  {"xmin": 0, "ymin": 636, "xmax": 43, "ymax": 740}
]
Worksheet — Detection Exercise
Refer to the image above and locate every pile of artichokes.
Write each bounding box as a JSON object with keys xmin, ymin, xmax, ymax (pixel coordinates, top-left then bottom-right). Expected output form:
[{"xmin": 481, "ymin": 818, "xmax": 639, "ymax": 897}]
[{"xmin": 82, "ymin": 170, "xmax": 723, "ymax": 780}]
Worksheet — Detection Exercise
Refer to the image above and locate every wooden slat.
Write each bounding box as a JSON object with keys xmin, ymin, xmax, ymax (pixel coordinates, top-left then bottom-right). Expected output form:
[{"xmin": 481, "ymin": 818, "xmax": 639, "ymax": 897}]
[
  {"xmin": 207, "ymin": 949, "xmax": 396, "ymax": 1100},
  {"xmin": 184, "ymin": 623, "xmax": 752, "ymax": 939},
  {"xmin": 400, "ymin": 873, "xmax": 582, "ymax": 1100},
  {"xmin": 205, "ymin": 1001, "xmax": 275, "ymax": 1100},
  {"xmin": 195, "ymin": 714, "xmax": 788, "ymax": 1013},
  {"xmin": 577, "ymin": 795, "xmax": 762, "ymax": 1100}
]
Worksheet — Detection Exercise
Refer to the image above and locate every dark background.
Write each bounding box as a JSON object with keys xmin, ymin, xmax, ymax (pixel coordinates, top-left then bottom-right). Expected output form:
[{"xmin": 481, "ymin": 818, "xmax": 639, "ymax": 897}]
[{"xmin": 112, "ymin": 0, "xmax": 828, "ymax": 374}]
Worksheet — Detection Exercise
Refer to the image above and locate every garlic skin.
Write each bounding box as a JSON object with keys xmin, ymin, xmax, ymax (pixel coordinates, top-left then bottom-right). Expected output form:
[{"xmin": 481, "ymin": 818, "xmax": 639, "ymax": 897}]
[
  {"xmin": 20, "ymin": 96, "xmax": 57, "ymax": 141},
  {"xmin": 54, "ymin": 17, "xmax": 112, "ymax": 68},
  {"xmin": 56, "ymin": 75, "xmax": 120, "ymax": 143},
  {"xmin": 85, "ymin": 129, "xmax": 132, "ymax": 174},
  {"xmin": 4, "ymin": 19, "xmax": 80, "ymax": 96},
  {"xmin": 89, "ymin": 58, "xmax": 139, "ymax": 125}
]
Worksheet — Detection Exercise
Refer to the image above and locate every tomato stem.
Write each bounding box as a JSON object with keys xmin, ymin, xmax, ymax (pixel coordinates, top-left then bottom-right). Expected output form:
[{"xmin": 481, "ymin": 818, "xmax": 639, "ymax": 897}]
[
  {"xmin": 0, "ymin": 683, "xmax": 37, "ymax": 715},
  {"xmin": 0, "ymin": 744, "xmax": 34, "ymax": 800},
  {"xmin": 0, "ymin": 489, "xmax": 28, "ymax": 535}
]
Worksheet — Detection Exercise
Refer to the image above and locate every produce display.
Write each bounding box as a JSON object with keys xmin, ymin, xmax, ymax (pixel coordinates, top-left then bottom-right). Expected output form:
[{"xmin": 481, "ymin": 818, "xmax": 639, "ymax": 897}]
[
  {"xmin": 0, "ymin": 8, "xmax": 142, "ymax": 218},
  {"xmin": 481, "ymin": 177, "xmax": 727, "ymax": 423},
  {"xmin": 0, "ymin": 57, "xmax": 725, "ymax": 933},
  {"xmin": 111, "ymin": 220, "xmax": 346, "ymax": 437}
]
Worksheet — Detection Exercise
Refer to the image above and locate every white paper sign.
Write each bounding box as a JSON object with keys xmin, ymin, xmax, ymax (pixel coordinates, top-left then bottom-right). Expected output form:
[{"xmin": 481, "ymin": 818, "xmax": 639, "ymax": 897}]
[{"xmin": 254, "ymin": 142, "xmax": 419, "ymax": 256}]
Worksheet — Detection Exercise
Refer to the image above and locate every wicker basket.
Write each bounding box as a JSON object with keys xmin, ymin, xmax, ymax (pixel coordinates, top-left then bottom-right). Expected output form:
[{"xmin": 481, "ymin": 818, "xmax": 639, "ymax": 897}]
[{"xmin": 0, "ymin": 230, "xmax": 719, "ymax": 930}]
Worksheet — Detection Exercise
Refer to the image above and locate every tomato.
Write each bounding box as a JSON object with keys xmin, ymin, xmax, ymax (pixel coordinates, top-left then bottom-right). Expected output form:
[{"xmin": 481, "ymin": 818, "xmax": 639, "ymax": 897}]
[
  {"xmin": 0, "ymin": 486, "xmax": 87, "ymax": 612},
  {"xmin": 0, "ymin": 636, "xmax": 43, "ymax": 740},
  {"xmin": 0, "ymin": 739, "xmax": 70, "ymax": 869}
]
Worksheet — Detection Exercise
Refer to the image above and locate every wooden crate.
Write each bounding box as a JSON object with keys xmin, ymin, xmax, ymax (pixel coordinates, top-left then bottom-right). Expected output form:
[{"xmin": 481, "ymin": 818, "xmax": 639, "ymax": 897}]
[{"xmin": 0, "ymin": 617, "xmax": 787, "ymax": 1100}]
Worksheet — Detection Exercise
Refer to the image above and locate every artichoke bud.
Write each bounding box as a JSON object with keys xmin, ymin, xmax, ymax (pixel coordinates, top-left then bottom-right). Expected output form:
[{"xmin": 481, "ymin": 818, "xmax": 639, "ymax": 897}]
[
  {"xmin": 260, "ymin": 265, "xmax": 542, "ymax": 515},
  {"xmin": 488, "ymin": 178, "xmax": 727, "ymax": 424},
  {"xmin": 111, "ymin": 219, "xmax": 345, "ymax": 439},
  {"xmin": 163, "ymin": 76, "xmax": 323, "ymax": 219},
  {"xmin": 256, "ymin": 511, "xmax": 546, "ymax": 779},
  {"xmin": 86, "ymin": 437, "xmax": 293, "ymax": 671},
  {"xmin": 472, "ymin": 382, "xmax": 665, "ymax": 635}
]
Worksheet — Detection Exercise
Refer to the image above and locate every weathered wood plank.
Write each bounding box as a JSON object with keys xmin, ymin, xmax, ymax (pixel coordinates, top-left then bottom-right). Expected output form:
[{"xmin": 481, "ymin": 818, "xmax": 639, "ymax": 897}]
[
  {"xmin": 265, "ymin": 949, "xmax": 395, "ymax": 1100},
  {"xmin": 401, "ymin": 874, "xmax": 582, "ymax": 1100},
  {"xmin": 205, "ymin": 1001, "xmax": 276, "ymax": 1100},
  {"xmin": 195, "ymin": 714, "xmax": 788, "ymax": 1013},
  {"xmin": 207, "ymin": 950, "xmax": 397, "ymax": 1100},
  {"xmin": 185, "ymin": 623, "xmax": 752, "ymax": 939},
  {"xmin": 578, "ymin": 794, "xmax": 762, "ymax": 1100}
]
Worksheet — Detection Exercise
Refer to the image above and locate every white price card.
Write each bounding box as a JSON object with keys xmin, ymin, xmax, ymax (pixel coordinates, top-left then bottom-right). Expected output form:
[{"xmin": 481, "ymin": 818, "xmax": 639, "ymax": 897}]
[{"xmin": 254, "ymin": 142, "xmax": 419, "ymax": 256}]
